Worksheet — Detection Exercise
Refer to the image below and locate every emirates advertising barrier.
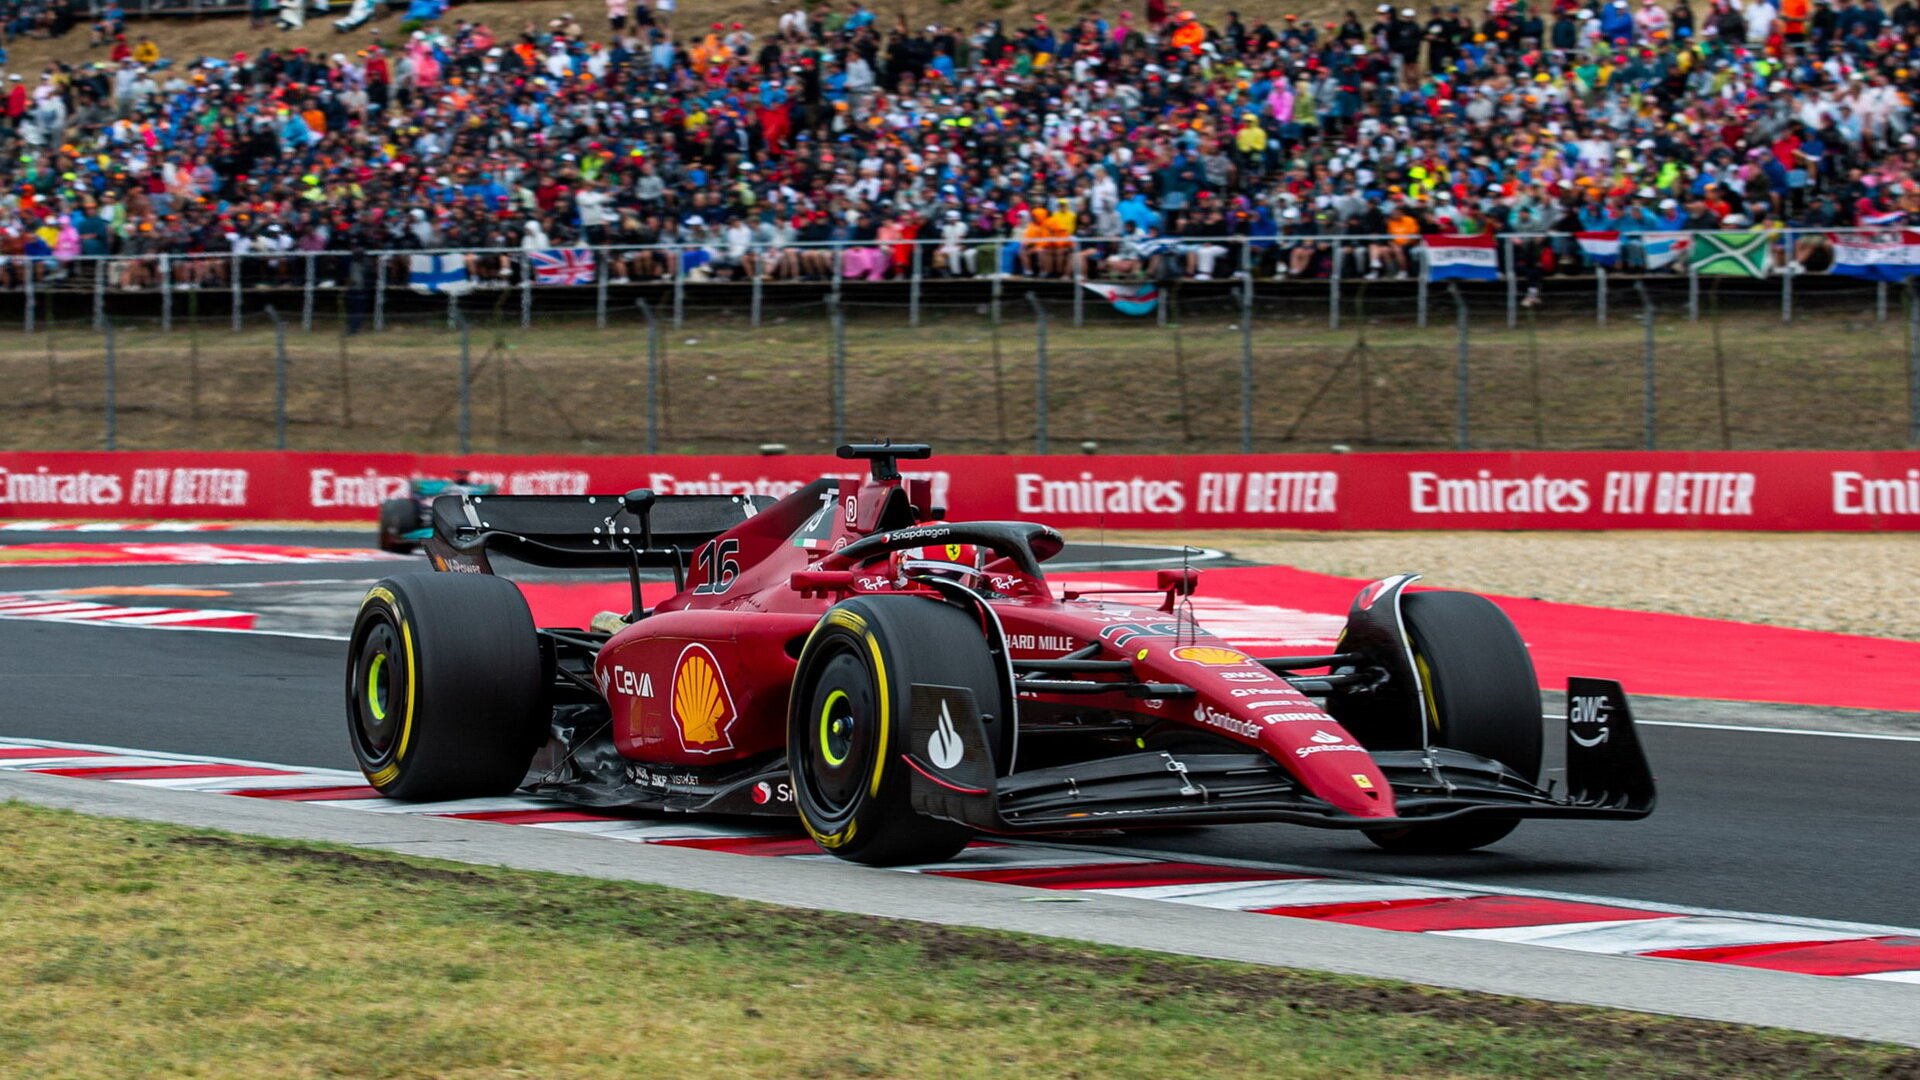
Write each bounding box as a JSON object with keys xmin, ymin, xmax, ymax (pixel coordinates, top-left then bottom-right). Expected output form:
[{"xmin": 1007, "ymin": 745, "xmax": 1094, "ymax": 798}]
[{"xmin": 0, "ymin": 450, "xmax": 1917, "ymax": 531}]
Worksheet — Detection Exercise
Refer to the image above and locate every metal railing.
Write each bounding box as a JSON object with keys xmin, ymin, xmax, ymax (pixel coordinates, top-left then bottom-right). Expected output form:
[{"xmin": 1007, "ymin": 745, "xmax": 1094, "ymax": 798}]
[{"xmin": 6, "ymin": 228, "xmax": 1893, "ymax": 335}]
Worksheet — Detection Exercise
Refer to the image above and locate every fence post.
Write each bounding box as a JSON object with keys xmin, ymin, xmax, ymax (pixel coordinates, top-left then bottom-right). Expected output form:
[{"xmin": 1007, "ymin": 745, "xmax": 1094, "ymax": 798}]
[
  {"xmin": 595, "ymin": 245, "xmax": 609, "ymax": 330},
  {"xmin": 1416, "ymin": 255, "xmax": 1428, "ymax": 329},
  {"xmin": 990, "ymin": 250, "xmax": 1003, "ymax": 326},
  {"xmin": 1637, "ymin": 281, "xmax": 1656, "ymax": 451},
  {"xmin": 231, "ymin": 253, "xmax": 242, "ymax": 331},
  {"xmin": 1239, "ymin": 239, "xmax": 1253, "ymax": 311},
  {"xmin": 519, "ymin": 252, "xmax": 533, "ymax": 328},
  {"xmin": 1688, "ymin": 261, "xmax": 1699, "ymax": 322},
  {"xmin": 92, "ymin": 258, "xmax": 106, "ymax": 330},
  {"xmin": 751, "ymin": 252, "xmax": 765, "ymax": 328},
  {"xmin": 672, "ymin": 249, "xmax": 685, "ymax": 329},
  {"xmin": 831, "ymin": 246, "xmax": 843, "ymax": 293},
  {"xmin": 160, "ymin": 255, "xmax": 172, "ymax": 333},
  {"xmin": 103, "ymin": 317, "xmax": 116, "ymax": 451},
  {"xmin": 24, "ymin": 259, "xmax": 34, "ymax": 333},
  {"xmin": 1071, "ymin": 247, "xmax": 1084, "ymax": 328},
  {"xmin": 1240, "ymin": 284, "xmax": 1254, "ymax": 454},
  {"xmin": 1504, "ymin": 237, "xmax": 1518, "ymax": 329},
  {"xmin": 909, "ymin": 242, "xmax": 922, "ymax": 330},
  {"xmin": 1909, "ymin": 281, "xmax": 1920, "ymax": 446},
  {"xmin": 374, "ymin": 254, "xmax": 387, "ymax": 331},
  {"xmin": 1329, "ymin": 239, "xmax": 1342, "ymax": 330},
  {"xmin": 1595, "ymin": 266, "xmax": 1607, "ymax": 326},
  {"xmin": 638, "ymin": 299, "xmax": 660, "ymax": 454},
  {"xmin": 1878, "ymin": 280, "xmax": 1889, "ymax": 324},
  {"xmin": 455, "ymin": 308, "xmax": 472, "ymax": 455},
  {"xmin": 1027, "ymin": 292, "xmax": 1048, "ymax": 455},
  {"xmin": 302, "ymin": 253, "xmax": 316, "ymax": 332},
  {"xmin": 827, "ymin": 292, "xmax": 846, "ymax": 448},
  {"xmin": 1449, "ymin": 282, "xmax": 1469, "ymax": 451},
  {"xmin": 1781, "ymin": 228, "xmax": 1794, "ymax": 324},
  {"xmin": 264, "ymin": 305, "xmax": 289, "ymax": 450}
]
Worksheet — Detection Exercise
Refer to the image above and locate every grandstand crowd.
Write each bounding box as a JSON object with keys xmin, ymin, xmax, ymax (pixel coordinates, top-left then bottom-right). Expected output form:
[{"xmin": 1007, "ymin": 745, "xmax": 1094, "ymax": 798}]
[{"xmin": 0, "ymin": 0, "xmax": 1917, "ymax": 290}]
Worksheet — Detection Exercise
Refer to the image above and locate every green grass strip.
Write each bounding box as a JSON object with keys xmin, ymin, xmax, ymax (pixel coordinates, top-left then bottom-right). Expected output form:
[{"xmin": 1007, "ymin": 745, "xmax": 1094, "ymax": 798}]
[{"xmin": 1, "ymin": 801, "xmax": 1913, "ymax": 1079}]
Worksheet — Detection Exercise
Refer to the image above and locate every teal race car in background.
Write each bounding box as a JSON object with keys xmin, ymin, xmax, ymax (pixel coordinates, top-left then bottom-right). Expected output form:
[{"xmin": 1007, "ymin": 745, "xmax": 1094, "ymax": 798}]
[{"xmin": 377, "ymin": 473, "xmax": 496, "ymax": 553}]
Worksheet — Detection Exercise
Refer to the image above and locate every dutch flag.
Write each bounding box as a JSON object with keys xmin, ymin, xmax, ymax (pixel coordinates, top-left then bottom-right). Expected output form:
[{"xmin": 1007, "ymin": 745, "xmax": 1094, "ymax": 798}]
[
  {"xmin": 1576, "ymin": 231, "xmax": 1622, "ymax": 268},
  {"xmin": 1424, "ymin": 234, "xmax": 1501, "ymax": 281},
  {"xmin": 1829, "ymin": 230, "xmax": 1920, "ymax": 281}
]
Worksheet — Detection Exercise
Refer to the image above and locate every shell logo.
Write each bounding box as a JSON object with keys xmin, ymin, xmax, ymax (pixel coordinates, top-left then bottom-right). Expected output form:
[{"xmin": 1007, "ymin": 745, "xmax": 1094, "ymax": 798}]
[
  {"xmin": 1169, "ymin": 645, "xmax": 1253, "ymax": 667},
  {"xmin": 670, "ymin": 643, "xmax": 738, "ymax": 754}
]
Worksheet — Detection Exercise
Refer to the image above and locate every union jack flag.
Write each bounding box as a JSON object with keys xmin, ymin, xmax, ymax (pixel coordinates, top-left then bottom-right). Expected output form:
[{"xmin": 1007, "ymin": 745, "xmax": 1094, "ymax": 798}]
[{"xmin": 530, "ymin": 248, "xmax": 597, "ymax": 285}]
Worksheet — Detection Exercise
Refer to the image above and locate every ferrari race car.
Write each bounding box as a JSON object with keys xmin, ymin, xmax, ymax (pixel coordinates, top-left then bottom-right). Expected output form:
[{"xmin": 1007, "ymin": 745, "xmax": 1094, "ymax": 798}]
[
  {"xmin": 346, "ymin": 443, "xmax": 1654, "ymax": 866},
  {"xmin": 376, "ymin": 472, "xmax": 496, "ymax": 553}
]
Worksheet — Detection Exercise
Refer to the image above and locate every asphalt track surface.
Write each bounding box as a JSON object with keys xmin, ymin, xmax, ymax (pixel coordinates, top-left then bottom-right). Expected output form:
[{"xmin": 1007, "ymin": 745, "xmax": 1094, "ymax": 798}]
[{"xmin": 5, "ymin": 529, "xmax": 1918, "ymax": 931}]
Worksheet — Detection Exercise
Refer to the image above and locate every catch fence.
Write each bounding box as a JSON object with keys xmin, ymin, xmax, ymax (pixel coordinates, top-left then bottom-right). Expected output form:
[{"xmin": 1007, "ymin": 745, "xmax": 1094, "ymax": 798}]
[{"xmin": 6, "ymin": 236, "xmax": 1919, "ymax": 456}]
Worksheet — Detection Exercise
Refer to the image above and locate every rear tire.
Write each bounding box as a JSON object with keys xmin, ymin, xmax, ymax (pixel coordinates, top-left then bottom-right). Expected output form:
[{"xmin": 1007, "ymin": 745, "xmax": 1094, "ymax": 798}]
[
  {"xmin": 346, "ymin": 573, "xmax": 546, "ymax": 801},
  {"xmin": 1366, "ymin": 590, "xmax": 1541, "ymax": 855},
  {"xmin": 377, "ymin": 498, "xmax": 421, "ymax": 554},
  {"xmin": 789, "ymin": 596, "xmax": 994, "ymax": 866}
]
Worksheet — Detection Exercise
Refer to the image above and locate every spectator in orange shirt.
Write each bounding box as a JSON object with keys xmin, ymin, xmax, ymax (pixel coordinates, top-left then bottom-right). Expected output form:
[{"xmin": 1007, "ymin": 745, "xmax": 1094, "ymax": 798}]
[
  {"xmin": 1170, "ymin": 10, "xmax": 1207, "ymax": 53},
  {"xmin": 1020, "ymin": 207, "xmax": 1070, "ymax": 276}
]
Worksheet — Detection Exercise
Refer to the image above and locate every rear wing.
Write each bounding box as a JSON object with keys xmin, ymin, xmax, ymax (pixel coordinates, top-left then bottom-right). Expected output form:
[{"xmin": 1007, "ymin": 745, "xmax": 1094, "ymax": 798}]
[{"xmin": 424, "ymin": 490, "xmax": 773, "ymax": 575}]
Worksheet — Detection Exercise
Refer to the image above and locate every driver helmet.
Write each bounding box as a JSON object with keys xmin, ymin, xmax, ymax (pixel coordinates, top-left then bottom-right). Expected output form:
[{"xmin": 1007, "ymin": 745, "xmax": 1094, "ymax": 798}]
[{"xmin": 890, "ymin": 543, "xmax": 984, "ymax": 590}]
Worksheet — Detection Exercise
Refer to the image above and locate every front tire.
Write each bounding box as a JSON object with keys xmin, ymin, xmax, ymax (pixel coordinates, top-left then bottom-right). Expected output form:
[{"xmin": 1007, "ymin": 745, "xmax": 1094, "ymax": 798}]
[
  {"xmin": 789, "ymin": 596, "xmax": 997, "ymax": 866},
  {"xmin": 1366, "ymin": 590, "xmax": 1542, "ymax": 854},
  {"xmin": 346, "ymin": 573, "xmax": 546, "ymax": 801},
  {"xmin": 377, "ymin": 498, "xmax": 421, "ymax": 553}
]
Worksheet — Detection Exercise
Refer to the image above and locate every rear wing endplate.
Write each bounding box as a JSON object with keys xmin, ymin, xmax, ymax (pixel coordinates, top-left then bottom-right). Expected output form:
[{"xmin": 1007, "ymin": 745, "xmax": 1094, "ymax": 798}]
[{"xmin": 424, "ymin": 490, "xmax": 774, "ymax": 572}]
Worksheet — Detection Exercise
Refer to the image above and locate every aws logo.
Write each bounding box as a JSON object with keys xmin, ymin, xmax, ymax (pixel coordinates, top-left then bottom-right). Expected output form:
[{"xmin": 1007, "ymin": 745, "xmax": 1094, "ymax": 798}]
[{"xmin": 670, "ymin": 643, "xmax": 738, "ymax": 755}]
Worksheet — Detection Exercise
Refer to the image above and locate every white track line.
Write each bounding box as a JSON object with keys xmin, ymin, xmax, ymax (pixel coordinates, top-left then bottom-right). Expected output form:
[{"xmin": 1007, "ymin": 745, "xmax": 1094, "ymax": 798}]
[
  {"xmin": 0, "ymin": 736, "xmax": 361, "ymax": 779},
  {"xmin": 1437, "ymin": 917, "xmax": 1867, "ymax": 954},
  {"xmin": 1021, "ymin": 837, "xmax": 1920, "ymax": 939},
  {"xmin": 1637, "ymin": 719, "xmax": 1920, "ymax": 743}
]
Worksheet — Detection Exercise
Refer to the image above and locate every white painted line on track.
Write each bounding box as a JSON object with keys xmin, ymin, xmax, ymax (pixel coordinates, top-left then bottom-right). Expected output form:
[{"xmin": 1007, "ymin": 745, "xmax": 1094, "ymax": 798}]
[
  {"xmin": 1858, "ymin": 970, "xmax": 1920, "ymax": 984},
  {"xmin": 827, "ymin": 848, "xmax": 1158, "ymax": 873},
  {"xmin": 1636, "ymin": 719, "xmax": 1920, "ymax": 743},
  {"xmin": 1536, "ymin": 714, "xmax": 1920, "ymax": 737},
  {"xmin": 117, "ymin": 774, "xmax": 356, "ymax": 792},
  {"xmin": 1020, "ymin": 836, "xmax": 1920, "ymax": 940},
  {"xmin": 0, "ymin": 755, "xmax": 207, "ymax": 772},
  {"xmin": 1094, "ymin": 880, "xmax": 1469, "ymax": 909},
  {"xmin": 1438, "ymin": 917, "xmax": 1867, "ymax": 954},
  {"xmin": 0, "ymin": 735, "xmax": 361, "ymax": 779},
  {"xmin": 522, "ymin": 820, "xmax": 783, "ymax": 841}
]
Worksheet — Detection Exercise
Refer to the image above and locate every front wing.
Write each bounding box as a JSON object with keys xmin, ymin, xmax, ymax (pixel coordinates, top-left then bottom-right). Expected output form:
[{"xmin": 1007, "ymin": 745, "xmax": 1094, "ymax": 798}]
[{"xmin": 902, "ymin": 678, "xmax": 1656, "ymax": 834}]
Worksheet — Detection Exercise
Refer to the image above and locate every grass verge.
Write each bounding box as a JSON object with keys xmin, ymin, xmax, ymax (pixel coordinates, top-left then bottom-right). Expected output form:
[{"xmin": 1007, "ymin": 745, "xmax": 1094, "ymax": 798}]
[
  {"xmin": 2, "ymin": 801, "xmax": 1916, "ymax": 1079},
  {"xmin": 3, "ymin": 305, "xmax": 1914, "ymax": 454}
]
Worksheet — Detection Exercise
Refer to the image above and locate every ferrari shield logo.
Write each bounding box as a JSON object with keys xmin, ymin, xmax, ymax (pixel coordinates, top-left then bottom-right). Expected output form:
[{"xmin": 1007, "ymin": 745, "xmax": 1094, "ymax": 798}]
[{"xmin": 670, "ymin": 643, "xmax": 738, "ymax": 754}]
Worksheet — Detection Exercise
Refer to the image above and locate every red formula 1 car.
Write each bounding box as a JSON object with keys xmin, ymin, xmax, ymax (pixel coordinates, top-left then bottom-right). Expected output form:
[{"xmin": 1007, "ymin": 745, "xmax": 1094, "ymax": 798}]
[{"xmin": 345, "ymin": 443, "xmax": 1654, "ymax": 866}]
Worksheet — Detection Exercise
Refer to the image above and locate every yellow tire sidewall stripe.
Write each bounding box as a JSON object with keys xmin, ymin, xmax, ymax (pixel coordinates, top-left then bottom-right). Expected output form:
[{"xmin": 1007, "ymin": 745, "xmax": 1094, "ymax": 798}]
[
  {"xmin": 864, "ymin": 630, "xmax": 889, "ymax": 798},
  {"xmin": 360, "ymin": 586, "xmax": 417, "ymax": 788}
]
